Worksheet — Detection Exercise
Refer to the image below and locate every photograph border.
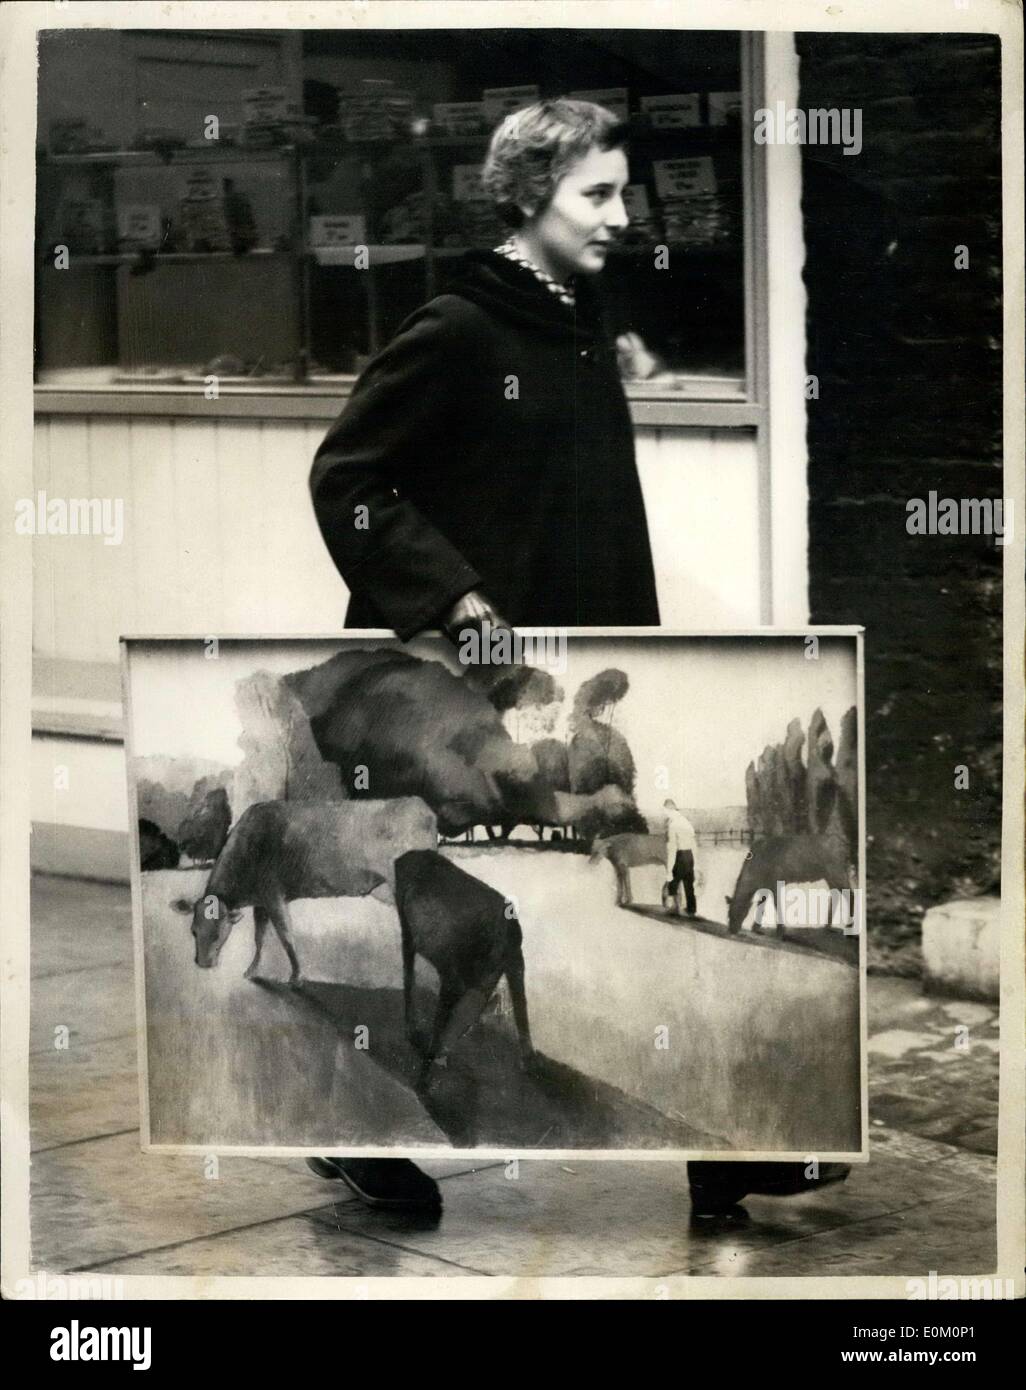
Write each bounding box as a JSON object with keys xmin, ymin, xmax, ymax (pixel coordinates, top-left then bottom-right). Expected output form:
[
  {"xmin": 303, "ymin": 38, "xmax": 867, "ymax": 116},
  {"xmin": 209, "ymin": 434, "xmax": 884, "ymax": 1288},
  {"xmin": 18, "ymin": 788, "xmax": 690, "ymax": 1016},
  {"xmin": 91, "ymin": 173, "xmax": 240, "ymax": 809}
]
[{"xmin": 2, "ymin": 0, "xmax": 1022, "ymax": 1303}]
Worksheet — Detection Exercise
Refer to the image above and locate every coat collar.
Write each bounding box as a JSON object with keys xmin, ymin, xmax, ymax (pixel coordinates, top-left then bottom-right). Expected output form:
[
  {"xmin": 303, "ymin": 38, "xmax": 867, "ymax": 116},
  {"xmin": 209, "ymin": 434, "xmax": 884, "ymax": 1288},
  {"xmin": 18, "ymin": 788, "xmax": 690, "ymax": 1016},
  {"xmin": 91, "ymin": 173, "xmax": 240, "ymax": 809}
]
[{"xmin": 439, "ymin": 248, "xmax": 606, "ymax": 345}]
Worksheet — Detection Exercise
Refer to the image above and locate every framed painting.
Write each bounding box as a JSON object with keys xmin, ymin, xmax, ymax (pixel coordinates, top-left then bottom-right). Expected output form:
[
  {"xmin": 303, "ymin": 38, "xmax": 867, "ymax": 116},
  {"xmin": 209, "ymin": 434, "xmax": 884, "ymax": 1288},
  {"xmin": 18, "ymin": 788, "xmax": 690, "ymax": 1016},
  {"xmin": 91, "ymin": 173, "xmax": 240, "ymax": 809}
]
[{"xmin": 122, "ymin": 629, "xmax": 866, "ymax": 1161}]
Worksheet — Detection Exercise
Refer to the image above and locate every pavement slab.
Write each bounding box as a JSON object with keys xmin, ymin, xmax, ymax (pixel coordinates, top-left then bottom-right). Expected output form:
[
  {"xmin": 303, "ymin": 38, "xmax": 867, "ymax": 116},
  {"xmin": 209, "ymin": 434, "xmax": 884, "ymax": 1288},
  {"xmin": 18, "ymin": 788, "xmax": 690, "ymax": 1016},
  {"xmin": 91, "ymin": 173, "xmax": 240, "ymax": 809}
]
[
  {"xmin": 88, "ymin": 1214, "xmax": 477, "ymax": 1278},
  {"xmin": 30, "ymin": 964, "xmax": 136, "ymax": 1056},
  {"xmin": 31, "ymin": 1034, "xmax": 141, "ymax": 1152}
]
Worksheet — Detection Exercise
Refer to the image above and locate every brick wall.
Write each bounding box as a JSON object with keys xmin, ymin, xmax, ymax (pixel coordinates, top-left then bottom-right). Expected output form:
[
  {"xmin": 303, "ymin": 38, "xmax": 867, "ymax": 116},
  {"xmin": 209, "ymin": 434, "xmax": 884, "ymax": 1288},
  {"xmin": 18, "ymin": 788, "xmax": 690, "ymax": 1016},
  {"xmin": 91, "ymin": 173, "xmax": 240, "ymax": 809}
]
[{"xmin": 795, "ymin": 35, "xmax": 1003, "ymax": 969}]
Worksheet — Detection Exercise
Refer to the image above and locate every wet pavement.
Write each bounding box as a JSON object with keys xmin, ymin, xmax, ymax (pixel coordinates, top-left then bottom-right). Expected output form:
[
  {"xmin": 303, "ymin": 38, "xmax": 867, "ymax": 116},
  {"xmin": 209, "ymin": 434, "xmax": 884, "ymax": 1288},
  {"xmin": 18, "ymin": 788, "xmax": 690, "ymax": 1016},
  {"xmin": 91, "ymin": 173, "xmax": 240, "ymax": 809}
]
[{"xmin": 27, "ymin": 874, "xmax": 997, "ymax": 1280}]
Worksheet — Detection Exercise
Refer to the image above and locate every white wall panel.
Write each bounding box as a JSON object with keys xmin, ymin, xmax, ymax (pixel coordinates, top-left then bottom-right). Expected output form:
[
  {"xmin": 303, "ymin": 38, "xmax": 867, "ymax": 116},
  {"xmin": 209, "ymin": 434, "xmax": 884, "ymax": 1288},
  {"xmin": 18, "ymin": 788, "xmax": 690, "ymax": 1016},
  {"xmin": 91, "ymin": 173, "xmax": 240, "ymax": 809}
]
[
  {"xmin": 32, "ymin": 737, "xmax": 128, "ymax": 835},
  {"xmin": 33, "ymin": 416, "xmax": 763, "ymax": 668},
  {"xmin": 636, "ymin": 427, "xmax": 761, "ymax": 627}
]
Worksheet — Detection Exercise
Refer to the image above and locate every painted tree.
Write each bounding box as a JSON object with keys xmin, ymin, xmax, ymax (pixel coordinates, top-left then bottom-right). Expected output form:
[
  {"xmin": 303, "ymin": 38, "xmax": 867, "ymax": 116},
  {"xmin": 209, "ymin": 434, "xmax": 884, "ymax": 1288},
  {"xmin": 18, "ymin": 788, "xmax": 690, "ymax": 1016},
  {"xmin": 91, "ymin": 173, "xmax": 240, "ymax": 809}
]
[
  {"xmin": 745, "ymin": 706, "xmax": 857, "ymax": 859},
  {"xmin": 233, "ymin": 670, "xmax": 342, "ymax": 816},
  {"xmin": 568, "ymin": 668, "xmax": 637, "ymax": 796},
  {"xmin": 176, "ymin": 781, "xmax": 232, "ymax": 863}
]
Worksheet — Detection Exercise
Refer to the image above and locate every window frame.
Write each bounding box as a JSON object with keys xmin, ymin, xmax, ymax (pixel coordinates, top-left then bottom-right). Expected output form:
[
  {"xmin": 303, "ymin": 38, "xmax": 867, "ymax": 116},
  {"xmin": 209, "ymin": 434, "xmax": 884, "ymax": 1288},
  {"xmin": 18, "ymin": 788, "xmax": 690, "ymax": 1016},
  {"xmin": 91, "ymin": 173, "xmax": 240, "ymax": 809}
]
[{"xmin": 624, "ymin": 30, "xmax": 766, "ymax": 428}]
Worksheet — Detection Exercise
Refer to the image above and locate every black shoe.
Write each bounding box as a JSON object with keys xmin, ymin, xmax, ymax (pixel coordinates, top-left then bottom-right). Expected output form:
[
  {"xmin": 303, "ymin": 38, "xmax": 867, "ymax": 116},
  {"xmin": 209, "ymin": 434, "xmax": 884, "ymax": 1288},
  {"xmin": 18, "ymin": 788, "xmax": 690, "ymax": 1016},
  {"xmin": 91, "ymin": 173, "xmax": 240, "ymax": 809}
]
[
  {"xmin": 744, "ymin": 1162, "xmax": 851, "ymax": 1197},
  {"xmin": 688, "ymin": 1160, "xmax": 851, "ymax": 1213},
  {"xmin": 306, "ymin": 1157, "xmax": 442, "ymax": 1211},
  {"xmin": 688, "ymin": 1162, "xmax": 751, "ymax": 1214}
]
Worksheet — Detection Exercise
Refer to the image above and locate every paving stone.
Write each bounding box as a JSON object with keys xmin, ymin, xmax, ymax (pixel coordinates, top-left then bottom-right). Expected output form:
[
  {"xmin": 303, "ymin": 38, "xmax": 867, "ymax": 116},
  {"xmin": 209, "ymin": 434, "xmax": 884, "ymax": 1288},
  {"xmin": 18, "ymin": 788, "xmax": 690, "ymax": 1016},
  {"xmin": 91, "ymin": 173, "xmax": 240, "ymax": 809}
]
[
  {"xmin": 91, "ymin": 1214, "xmax": 475, "ymax": 1278},
  {"xmin": 30, "ymin": 1132, "xmax": 343, "ymax": 1270},
  {"xmin": 32, "ymin": 1035, "xmax": 140, "ymax": 1151},
  {"xmin": 703, "ymin": 1191, "xmax": 998, "ymax": 1277},
  {"xmin": 30, "ymin": 965, "xmax": 136, "ymax": 1055},
  {"xmin": 30, "ymin": 875, "xmax": 134, "ymax": 978}
]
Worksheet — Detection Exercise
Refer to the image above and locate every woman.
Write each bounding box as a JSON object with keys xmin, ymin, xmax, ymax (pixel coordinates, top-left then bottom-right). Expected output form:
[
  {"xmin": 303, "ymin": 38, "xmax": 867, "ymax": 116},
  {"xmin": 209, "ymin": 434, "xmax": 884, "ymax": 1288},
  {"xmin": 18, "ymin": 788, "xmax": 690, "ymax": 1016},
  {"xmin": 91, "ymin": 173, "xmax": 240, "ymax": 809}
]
[
  {"xmin": 307, "ymin": 98, "xmax": 845, "ymax": 1217},
  {"xmin": 309, "ymin": 98, "xmax": 660, "ymax": 643}
]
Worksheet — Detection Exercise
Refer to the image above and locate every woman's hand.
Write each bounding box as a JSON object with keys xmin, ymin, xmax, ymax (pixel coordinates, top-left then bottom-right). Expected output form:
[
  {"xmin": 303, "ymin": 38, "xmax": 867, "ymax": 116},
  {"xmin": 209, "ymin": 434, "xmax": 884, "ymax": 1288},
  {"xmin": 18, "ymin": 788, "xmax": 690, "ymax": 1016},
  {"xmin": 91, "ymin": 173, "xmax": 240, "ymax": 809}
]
[
  {"xmin": 441, "ymin": 589, "xmax": 512, "ymax": 645},
  {"xmin": 615, "ymin": 331, "xmax": 675, "ymax": 382}
]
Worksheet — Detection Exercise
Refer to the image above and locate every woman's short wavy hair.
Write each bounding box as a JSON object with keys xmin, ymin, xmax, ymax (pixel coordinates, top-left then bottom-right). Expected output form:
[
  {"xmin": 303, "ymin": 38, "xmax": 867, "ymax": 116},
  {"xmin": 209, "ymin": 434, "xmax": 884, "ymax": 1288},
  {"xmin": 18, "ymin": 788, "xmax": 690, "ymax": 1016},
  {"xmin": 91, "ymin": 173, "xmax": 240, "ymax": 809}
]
[{"xmin": 480, "ymin": 98, "xmax": 629, "ymax": 228}]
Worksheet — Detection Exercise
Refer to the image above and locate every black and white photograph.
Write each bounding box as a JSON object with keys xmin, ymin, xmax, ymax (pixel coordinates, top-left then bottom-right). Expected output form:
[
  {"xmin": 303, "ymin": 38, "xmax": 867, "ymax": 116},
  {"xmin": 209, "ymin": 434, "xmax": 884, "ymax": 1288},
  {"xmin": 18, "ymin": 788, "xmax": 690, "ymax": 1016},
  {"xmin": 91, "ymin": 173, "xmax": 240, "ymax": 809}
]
[{"xmin": 1, "ymin": 0, "xmax": 1022, "ymax": 1319}]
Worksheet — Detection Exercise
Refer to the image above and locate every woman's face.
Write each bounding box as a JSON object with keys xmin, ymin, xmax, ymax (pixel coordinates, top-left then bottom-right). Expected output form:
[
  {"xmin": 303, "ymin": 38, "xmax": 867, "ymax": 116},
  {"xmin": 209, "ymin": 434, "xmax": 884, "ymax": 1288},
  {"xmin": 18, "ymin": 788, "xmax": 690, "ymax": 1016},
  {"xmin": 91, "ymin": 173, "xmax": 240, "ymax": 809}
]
[{"xmin": 521, "ymin": 143, "xmax": 630, "ymax": 281}]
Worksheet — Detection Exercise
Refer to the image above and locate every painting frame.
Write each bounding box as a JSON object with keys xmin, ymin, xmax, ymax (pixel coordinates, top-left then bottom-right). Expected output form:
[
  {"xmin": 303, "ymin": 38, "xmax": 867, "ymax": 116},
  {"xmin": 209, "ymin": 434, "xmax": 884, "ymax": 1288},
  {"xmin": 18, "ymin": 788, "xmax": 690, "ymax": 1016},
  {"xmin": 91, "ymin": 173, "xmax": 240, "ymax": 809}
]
[{"xmin": 121, "ymin": 626, "xmax": 868, "ymax": 1163}]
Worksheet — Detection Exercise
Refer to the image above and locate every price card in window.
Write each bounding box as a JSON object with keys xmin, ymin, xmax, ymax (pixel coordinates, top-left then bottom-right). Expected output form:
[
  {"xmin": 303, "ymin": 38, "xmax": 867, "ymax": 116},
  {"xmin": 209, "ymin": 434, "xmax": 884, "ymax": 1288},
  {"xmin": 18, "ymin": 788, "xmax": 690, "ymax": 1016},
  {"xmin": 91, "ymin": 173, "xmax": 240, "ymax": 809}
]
[
  {"xmin": 569, "ymin": 88, "xmax": 630, "ymax": 120},
  {"xmin": 452, "ymin": 165, "xmax": 489, "ymax": 203},
  {"xmin": 641, "ymin": 94, "xmax": 702, "ymax": 128},
  {"xmin": 309, "ymin": 214, "xmax": 367, "ymax": 247},
  {"xmin": 433, "ymin": 102, "xmax": 487, "ymax": 134},
  {"xmin": 183, "ymin": 168, "xmax": 219, "ymax": 202},
  {"xmin": 653, "ymin": 157, "xmax": 717, "ymax": 200},
  {"xmin": 117, "ymin": 205, "xmax": 162, "ymax": 250},
  {"xmin": 242, "ymin": 87, "xmax": 288, "ymax": 125},
  {"xmin": 708, "ymin": 91, "xmax": 742, "ymax": 125},
  {"xmin": 622, "ymin": 184, "xmax": 651, "ymax": 219},
  {"xmin": 482, "ymin": 85, "xmax": 541, "ymax": 120}
]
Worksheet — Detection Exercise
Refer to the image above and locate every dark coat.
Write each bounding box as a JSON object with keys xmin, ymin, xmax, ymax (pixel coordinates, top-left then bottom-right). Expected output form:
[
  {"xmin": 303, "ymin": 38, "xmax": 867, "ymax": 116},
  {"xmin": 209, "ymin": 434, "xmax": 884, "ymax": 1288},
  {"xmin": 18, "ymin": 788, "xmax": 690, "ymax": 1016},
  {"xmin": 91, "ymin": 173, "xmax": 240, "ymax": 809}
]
[{"xmin": 309, "ymin": 249, "xmax": 660, "ymax": 640}]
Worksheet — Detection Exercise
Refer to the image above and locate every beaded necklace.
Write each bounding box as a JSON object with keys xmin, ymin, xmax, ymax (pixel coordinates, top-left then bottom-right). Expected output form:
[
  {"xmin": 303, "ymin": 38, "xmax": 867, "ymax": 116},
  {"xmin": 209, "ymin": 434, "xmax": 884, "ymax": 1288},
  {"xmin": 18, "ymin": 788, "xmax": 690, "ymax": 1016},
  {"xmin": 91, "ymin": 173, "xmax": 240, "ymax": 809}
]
[{"xmin": 493, "ymin": 238, "xmax": 577, "ymax": 308}]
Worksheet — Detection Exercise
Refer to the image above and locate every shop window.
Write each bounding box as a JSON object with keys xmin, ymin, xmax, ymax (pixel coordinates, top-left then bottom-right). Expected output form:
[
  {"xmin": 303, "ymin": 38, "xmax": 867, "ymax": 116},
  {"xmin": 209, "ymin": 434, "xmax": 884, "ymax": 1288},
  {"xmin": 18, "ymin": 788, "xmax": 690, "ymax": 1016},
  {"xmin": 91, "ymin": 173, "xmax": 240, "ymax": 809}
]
[{"xmin": 35, "ymin": 28, "xmax": 757, "ymax": 407}]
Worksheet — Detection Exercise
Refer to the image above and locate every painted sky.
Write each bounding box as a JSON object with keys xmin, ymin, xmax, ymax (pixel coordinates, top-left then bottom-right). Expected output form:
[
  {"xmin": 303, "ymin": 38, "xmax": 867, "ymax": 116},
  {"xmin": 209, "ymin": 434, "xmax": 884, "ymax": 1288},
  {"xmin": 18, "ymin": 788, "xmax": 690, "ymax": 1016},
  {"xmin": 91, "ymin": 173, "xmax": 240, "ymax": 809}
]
[{"xmin": 126, "ymin": 635, "xmax": 857, "ymax": 816}]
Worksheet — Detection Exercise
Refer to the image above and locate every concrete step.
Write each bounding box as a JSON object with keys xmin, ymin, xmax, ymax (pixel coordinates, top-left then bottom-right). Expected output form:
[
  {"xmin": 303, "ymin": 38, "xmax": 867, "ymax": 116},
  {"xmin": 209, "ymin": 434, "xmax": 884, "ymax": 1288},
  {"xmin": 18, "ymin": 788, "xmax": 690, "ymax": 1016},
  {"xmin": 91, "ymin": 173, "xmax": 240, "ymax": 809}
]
[{"xmin": 922, "ymin": 897, "xmax": 1000, "ymax": 1002}]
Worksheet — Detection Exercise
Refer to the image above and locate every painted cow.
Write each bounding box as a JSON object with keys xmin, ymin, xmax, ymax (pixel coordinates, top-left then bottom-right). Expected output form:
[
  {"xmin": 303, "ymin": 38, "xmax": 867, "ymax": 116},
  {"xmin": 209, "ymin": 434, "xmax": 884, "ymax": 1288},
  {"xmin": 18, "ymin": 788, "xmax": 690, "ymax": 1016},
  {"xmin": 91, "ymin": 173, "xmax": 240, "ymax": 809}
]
[
  {"xmin": 171, "ymin": 797, "xmax": 436, "ymax": 987},
  {"xmin": 725, "ymin": 833, "xmax": 856, "ymax": 937},
  {"xmin": 589, "ymin": 832, "xmax": 666, "ymax": 906},
  {"xmin": 393, "ymin": 850, "xmax": 535, "ymax": 1089}
]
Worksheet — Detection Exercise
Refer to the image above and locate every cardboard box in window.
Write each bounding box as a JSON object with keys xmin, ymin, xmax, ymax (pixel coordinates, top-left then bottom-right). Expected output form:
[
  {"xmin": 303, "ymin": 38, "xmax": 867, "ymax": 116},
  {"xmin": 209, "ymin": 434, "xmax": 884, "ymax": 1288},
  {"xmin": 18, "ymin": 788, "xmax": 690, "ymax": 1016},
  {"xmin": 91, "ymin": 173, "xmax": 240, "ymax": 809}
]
[
  {"xmin": 481, "ymin": 86, "xmax": 540, "ymax": 121},
  {"xmin": 640, "ymin": 94, "xmax": 703, "ymax": 129},
  {"xmin": 433, "ymin": 102, "xmax": 489, "ymax": 136},
  {"xmin": 339, "ymin": 81, "xmax": 414, "ymax": 142},
  {"xmin": 178, "ymin": 169, "xmax": 232, "ymax": 254},
  {"xmin": 653, "ymin": 156, "xmax": 717, "ymax": 200},
  {"xmin": 117, "ymin": 204, "xmax": 163, "ymax": 253},
  {"xmin": 309, "ymin": 214, "xmax": 367, "ymax": 248},
  {"xmin": 240, "ymin": 87, "xmax": 316, "ymax": 146}
]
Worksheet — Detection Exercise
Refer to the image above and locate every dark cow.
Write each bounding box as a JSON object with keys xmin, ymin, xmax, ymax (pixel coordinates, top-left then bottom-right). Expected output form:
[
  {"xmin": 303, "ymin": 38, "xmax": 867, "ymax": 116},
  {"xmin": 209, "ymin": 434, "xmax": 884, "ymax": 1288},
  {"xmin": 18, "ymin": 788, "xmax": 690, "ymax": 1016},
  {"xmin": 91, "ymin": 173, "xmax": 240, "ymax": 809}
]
[
  {"xmin": 726, "ymin": 833, "xmax": 856, "ymax": 937},
  {"xmin": 171, "ymin": 797, "xmax": 436, "ymax": 987},
  {"xmin": 138, "ymin": 818, "xmax": 180, "ymax": 871},
  {"xmin": 393, "ymin": 850, "xmax": 535, "ymax": 1089}
]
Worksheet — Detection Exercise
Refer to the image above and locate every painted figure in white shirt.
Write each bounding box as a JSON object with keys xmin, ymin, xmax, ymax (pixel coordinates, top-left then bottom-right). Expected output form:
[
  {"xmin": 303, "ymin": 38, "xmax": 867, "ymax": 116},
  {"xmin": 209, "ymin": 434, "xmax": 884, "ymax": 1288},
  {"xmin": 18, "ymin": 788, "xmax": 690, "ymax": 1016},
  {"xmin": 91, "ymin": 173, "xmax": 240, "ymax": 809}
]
[{"xmin": 663, "ymin": 799, "xmax": 698, "ymax": 917}]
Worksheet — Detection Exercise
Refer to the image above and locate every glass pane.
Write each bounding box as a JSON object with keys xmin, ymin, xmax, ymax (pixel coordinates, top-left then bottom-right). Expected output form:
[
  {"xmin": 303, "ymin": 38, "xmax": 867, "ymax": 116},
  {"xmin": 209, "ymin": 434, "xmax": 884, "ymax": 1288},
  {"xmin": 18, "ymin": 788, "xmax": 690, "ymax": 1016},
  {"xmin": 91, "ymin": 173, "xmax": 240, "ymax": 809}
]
[
  {"xmin": 35, "ymin": 28, "xmax": 748, "ymax": 394},
  {"xmin": 302, "ymin": 28, "xmax": 746, "ymax": 391}
]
